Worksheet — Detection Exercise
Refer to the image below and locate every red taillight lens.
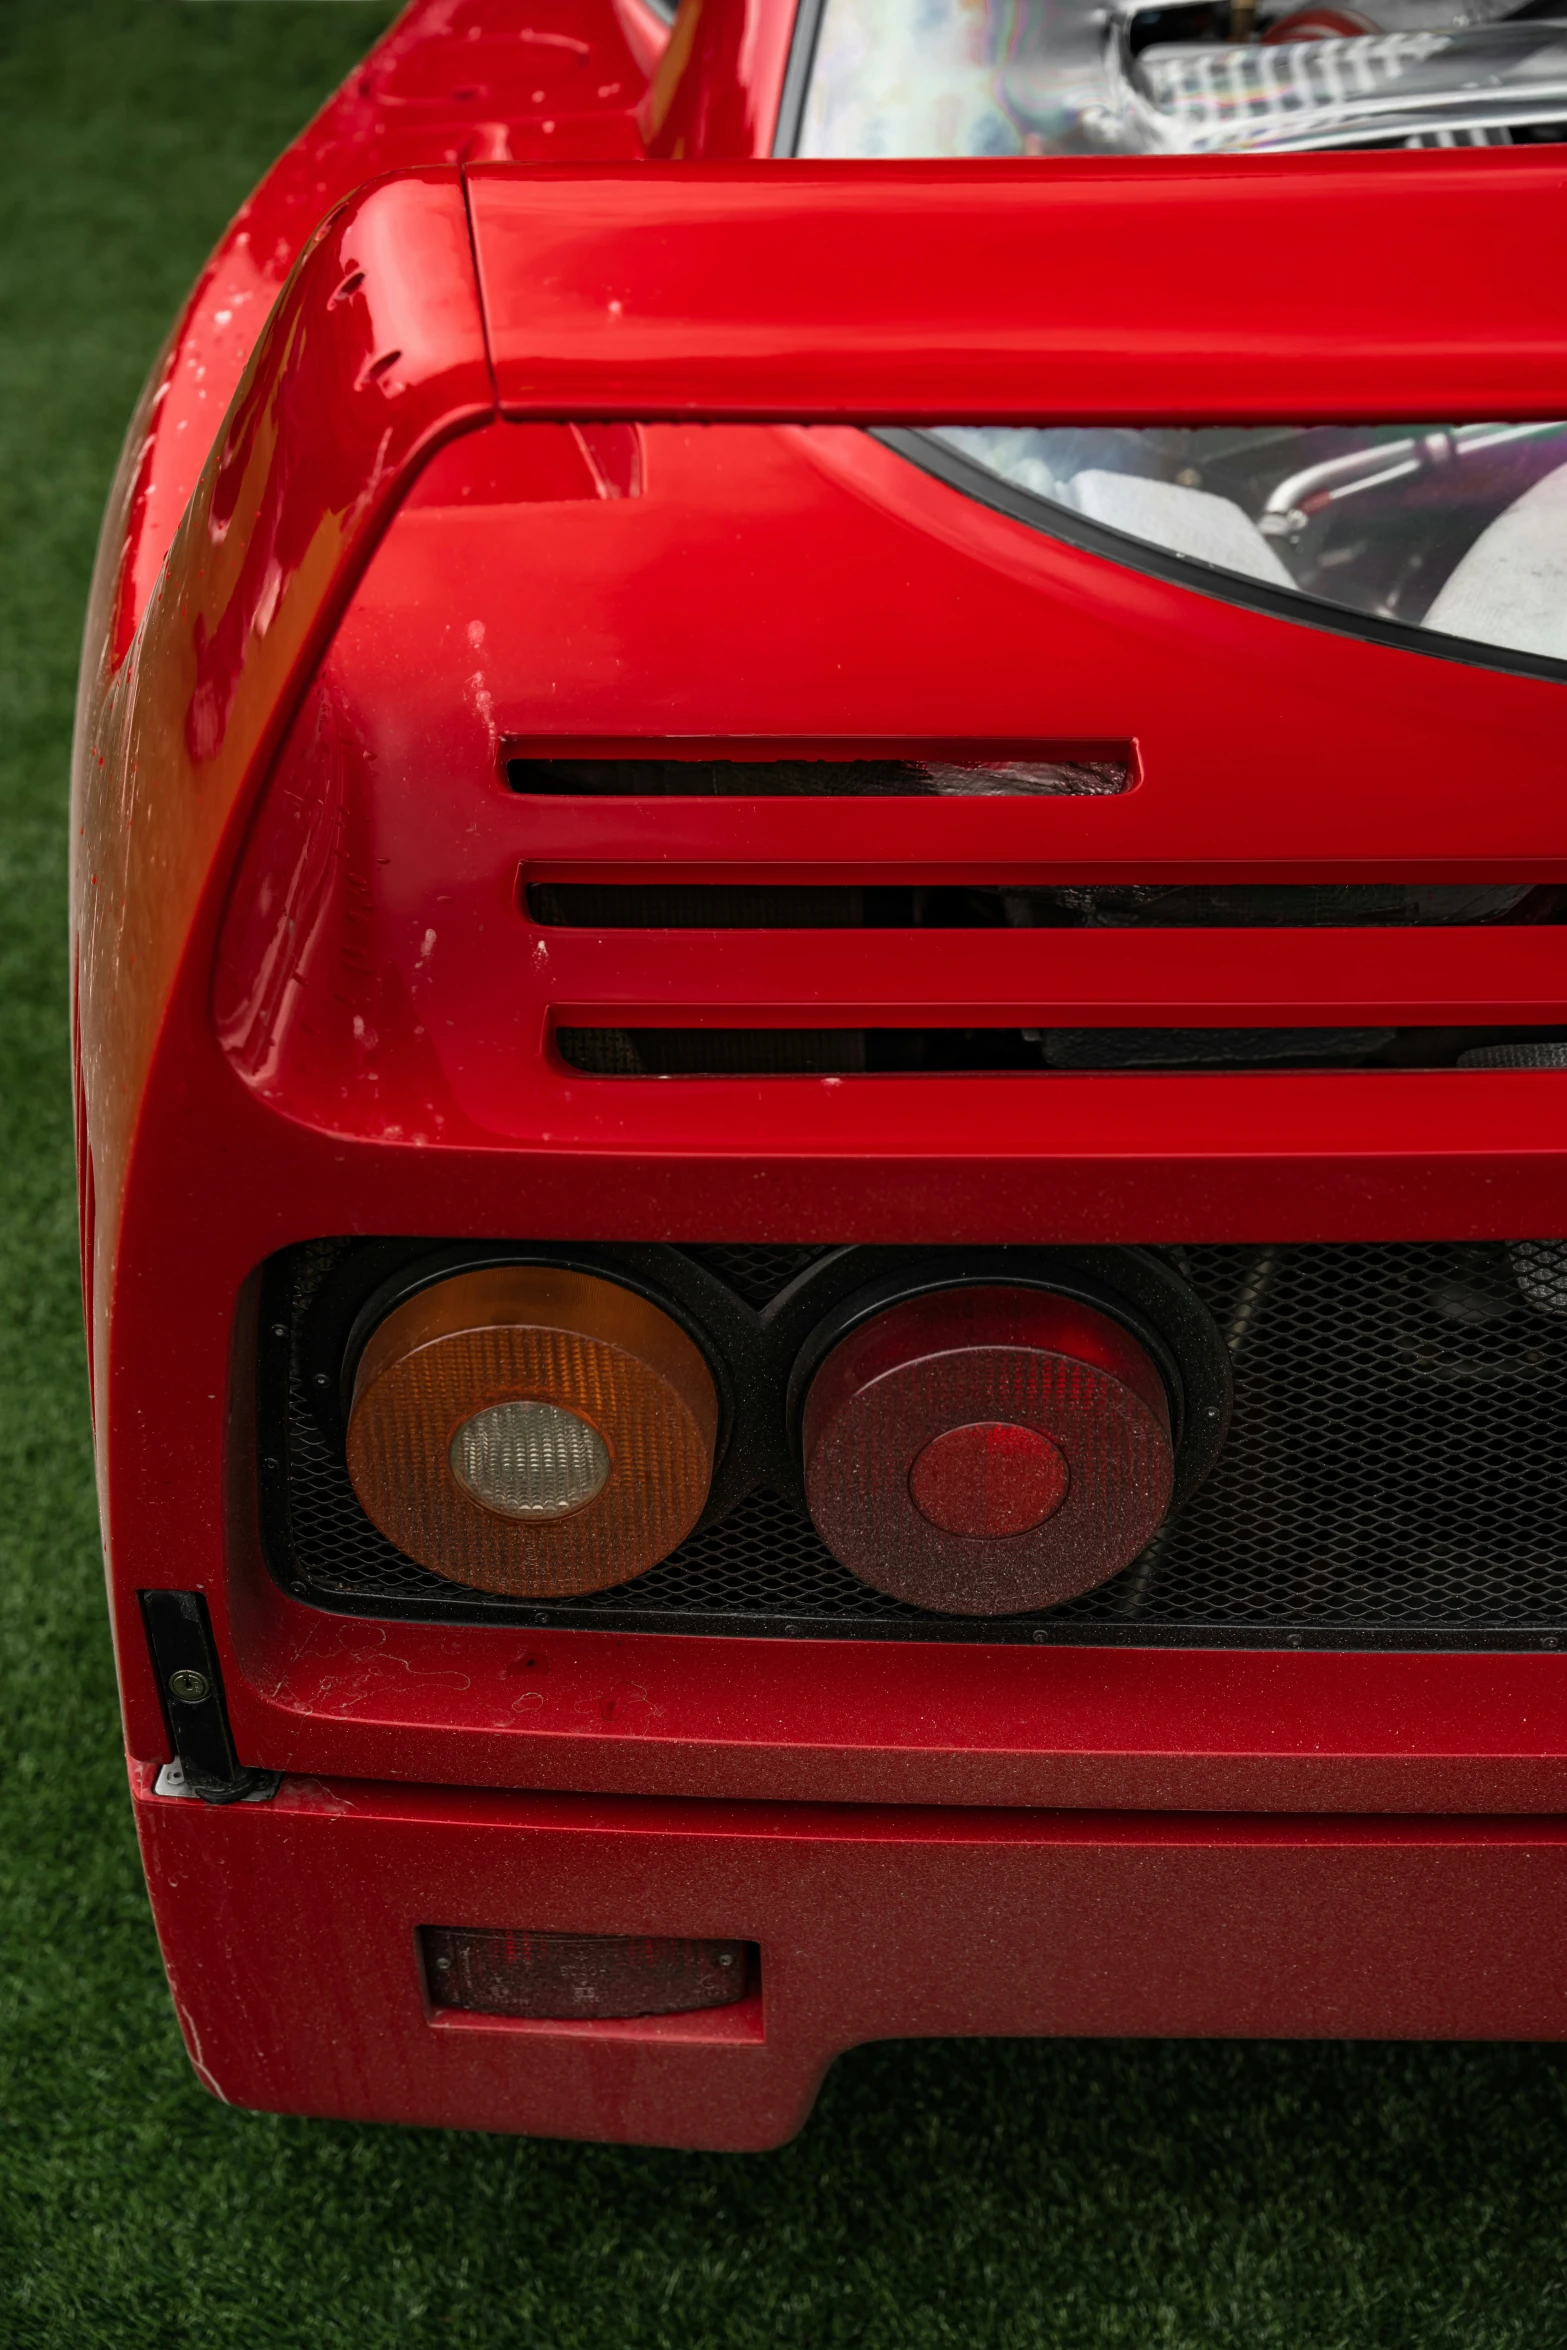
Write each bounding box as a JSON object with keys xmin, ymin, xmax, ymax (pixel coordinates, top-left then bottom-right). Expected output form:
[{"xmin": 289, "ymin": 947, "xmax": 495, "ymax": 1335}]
[{"xmin": 800, "ymin": 1285, "xmax": 1174, "ymax": 1615}]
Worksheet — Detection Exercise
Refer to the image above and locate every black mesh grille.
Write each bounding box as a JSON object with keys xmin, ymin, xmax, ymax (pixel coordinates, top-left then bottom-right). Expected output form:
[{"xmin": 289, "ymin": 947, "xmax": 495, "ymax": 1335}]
[
  {"xmin": 682, "ymin": 1244, "xmax": 832, "ymax": 1308},
  {"xmin": 266, "ymin": 1238, "xmax": 1567, "ymax": 1650},
  {"xmin": 557, "ymin": 1028, "xmax": 868, "ymax": 1076}
]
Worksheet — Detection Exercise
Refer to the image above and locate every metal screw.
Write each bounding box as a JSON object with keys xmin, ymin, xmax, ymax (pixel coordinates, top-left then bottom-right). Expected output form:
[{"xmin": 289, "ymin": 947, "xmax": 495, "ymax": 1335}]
[
  {"xmin": 716, "ymin": 1953, "xmax": 735, "ymax": 1967},
  {"xmin": 313, "ymin": 1372, "xmax": 330, "ymax": 1389},
  {"xmin": 271, "ymin": 1323, "xmax": 289, "ymax": 1339},
  {"xmin": 434, "ymin": 1955, "xmax": 452, "ymax": 1971},
  {"xmin": 167, "ymin": 1668, "xmax": 210, "ymax": 1702}
]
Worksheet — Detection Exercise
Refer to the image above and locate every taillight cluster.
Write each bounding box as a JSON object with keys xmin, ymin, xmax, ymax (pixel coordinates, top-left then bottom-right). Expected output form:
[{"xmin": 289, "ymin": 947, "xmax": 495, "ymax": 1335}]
[{"xmin": 340, "ymin": 1253, "xmax": 1219, "ymax": 1618}]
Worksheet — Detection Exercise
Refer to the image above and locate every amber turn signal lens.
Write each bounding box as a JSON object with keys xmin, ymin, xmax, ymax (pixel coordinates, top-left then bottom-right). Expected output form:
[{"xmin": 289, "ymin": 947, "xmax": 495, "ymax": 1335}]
[
  {"xmin": 345, "ymin": 1267, "xmax": 718, "ymax": 1597},
  {"xmin": 801, "ymin": 1285, "xmax": 1174, "ymax": 1615}
]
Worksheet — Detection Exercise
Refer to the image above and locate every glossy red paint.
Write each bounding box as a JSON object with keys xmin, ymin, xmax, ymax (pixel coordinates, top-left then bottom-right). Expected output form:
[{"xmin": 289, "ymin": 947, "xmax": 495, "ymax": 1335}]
[
  {"xmin": 136, "ymin": 1768, "xmax": 1567, "ymax": 2149},
  {"xmin": 471, "ymin": 151, "xmax": 1567, "ymax": 422},
  {"xmin": 640, "ymin": 0, "xmax": 794, "ymax": 159},
  {"xmin": 76, "ymin": 168, "xmax": 491, "ymax": 1277},
  {"xmin": 103, "ymin": 1, "xmax": 653, "ymax": 660},
  {"xmin": 612, "ymin": 0, "xmax": 676, "ymax": 82},
  {"xmin": 526, "ymin": 925, "xmax": 1567, "ymax": 1029},
  {"xmin": 207, "ymin": 414, "xmax": 1567, "ymax": 1204},
  {"xmin": 71, "ymin": 0, "xmax": 1567, "ymax": 2144}
]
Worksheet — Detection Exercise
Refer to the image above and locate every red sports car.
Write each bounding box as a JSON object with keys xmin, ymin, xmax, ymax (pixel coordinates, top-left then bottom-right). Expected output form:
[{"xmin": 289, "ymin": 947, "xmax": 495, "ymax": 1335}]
[{"xmin": 73, "ymin": 0, "xmax": 1567, "ymax": 2148}]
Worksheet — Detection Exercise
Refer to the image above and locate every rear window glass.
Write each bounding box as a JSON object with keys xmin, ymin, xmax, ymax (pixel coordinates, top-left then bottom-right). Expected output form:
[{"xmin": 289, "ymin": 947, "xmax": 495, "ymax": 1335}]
[{"xmin": 921, "ymin": 422, "xmax": 1567, "ymax": 664}]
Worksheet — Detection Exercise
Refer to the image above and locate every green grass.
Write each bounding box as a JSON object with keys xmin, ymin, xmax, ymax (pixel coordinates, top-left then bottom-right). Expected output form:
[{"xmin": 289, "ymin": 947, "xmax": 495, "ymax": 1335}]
[{"xmin": 4, "ymin": 5, "xmax": 1567, "ymax": 2342}]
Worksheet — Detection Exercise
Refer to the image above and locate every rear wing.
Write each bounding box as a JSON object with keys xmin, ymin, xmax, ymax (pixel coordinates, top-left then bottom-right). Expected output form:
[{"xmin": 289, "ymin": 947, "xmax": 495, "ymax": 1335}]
[{"xmin": 471, "ymin": 155, "xmax": 1567, "ymax": 424}]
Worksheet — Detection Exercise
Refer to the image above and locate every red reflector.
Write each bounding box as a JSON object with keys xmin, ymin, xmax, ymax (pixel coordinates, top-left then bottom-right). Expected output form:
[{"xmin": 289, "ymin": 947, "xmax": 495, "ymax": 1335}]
[
  {"xmin": 801, "ymin": 1285, "xmax": 1175, "ymax": 1615},
  {"xmin": 421, "ymin": 1927, "xmax": 752, "ymax": 2020}
]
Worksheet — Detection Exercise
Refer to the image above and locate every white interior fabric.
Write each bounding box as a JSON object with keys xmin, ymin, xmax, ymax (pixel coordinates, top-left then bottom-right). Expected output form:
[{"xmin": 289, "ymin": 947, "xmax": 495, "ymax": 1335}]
[
  {"xmin": 1061, "ymin": 472, "xmax": 1296, "ymax": 588},
  {"xmin": 1422, "ymin": 461, "xmax": 1567, "ymax": 660}
]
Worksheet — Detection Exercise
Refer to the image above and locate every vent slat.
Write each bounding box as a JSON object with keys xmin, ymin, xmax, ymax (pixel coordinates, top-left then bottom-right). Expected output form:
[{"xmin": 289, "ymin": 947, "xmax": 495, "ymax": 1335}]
[
  {"xmin": 511, "ymin": 789, "xmax": 1567, "ymax": 879},
  {"xmin": 539, "ymin": 925, "xmax": 1567, "ymax": 1031}
]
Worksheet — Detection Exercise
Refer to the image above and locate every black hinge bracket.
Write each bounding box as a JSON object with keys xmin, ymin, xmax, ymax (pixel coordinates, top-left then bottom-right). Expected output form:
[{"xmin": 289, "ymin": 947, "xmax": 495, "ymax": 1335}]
[{"xmin": 139, "ymin": 1589, "xmax": 279, "ymax": 1805}]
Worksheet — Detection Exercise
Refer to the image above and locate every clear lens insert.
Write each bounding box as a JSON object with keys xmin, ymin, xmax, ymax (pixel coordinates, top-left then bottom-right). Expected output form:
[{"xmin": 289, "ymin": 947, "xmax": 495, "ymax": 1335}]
[
  {"xmin": 930, "ymin": 422, "xmax": 1567, "ymax": 661},
  {"xmin": 449, "ymin": 1399, "xmax": 611, "ymax": 1519}
]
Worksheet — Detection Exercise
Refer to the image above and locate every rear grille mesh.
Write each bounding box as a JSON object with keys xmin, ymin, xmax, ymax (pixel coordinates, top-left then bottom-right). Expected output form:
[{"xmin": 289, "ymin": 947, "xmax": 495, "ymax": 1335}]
[
  {"xmin": 557, "ymin": 1027, "xmax": 869, "ymax": 1076},
  {"xmin": 267, "ymin": 1239, "xmax": 1567, "ymax": 1648}
]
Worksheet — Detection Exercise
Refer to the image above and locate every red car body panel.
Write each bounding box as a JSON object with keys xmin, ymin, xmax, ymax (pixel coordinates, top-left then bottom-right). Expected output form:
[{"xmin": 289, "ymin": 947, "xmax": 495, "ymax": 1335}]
[
  {"xmin": 136, "ymin": 1767, "xmax": 1567, "ymax": 2150},
  {"xmin": 471, "ymin": 152, "xmax": 1567, "ymax": 420},
  {"xmin": 74, "ymin": 0, "xmax": 1567, "ymax": 2146}
]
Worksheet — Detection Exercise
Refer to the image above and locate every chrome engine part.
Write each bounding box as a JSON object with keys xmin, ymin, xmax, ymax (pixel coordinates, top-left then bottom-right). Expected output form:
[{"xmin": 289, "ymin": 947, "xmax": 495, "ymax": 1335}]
[{"xmin": 799, "ymin": 0, "xmax": 1567, "ymax": 159}]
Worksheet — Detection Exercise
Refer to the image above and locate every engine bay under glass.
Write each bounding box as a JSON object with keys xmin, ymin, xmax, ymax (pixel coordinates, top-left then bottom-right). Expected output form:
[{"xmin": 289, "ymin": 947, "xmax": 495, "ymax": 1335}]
[
  {"xmin": 920, "ymin": 421, "xmax": 1567, "ymax": 663},
  {"xmin": 797, "ymin": 0, "xmax": 1567, "ymax": 159},
  {"xmin": 799, "ymin": 1, "xmax": 1567, "ymax": 665}
]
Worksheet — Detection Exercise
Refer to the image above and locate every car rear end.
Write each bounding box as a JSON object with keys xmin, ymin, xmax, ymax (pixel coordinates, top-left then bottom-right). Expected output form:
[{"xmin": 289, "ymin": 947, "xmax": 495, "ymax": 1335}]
[{"xmin": 71, "ymin": 0, "xmax": 1567, "ymax": 2149}]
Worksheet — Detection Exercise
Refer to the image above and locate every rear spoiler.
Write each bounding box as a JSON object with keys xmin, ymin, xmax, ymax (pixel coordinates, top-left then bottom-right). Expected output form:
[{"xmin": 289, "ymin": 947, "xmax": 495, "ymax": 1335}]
[
  {"xmin": 471, "ymin": 155, "xmax": 1567, "ymax": 425},
  {"xmin": 75, "ymin": 155, "xmax": 1567, "ymax": 1212}
]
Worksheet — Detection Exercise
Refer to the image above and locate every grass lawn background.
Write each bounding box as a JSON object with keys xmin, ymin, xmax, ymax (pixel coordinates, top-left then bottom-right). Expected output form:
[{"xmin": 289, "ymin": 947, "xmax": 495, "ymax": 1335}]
[{"xmin": 3, "ymin": 4, "xmax": 1567, "ymax": 2341}]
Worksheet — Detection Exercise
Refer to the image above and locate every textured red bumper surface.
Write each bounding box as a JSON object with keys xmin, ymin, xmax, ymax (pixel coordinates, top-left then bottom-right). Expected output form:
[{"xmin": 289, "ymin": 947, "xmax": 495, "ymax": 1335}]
[{"xmin": 135, "ymin": 1768, "xmax": 1567, "ymax": 2151}]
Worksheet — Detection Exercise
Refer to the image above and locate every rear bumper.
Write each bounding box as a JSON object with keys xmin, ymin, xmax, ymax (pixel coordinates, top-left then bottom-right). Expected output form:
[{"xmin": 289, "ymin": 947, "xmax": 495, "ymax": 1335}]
[{"xmin": 134, "ymin": 1766, "xmax": 1567, "ymax": 2150}]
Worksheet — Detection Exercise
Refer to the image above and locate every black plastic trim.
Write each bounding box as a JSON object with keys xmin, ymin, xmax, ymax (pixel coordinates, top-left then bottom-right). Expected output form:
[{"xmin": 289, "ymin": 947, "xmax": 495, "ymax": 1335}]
[
  {"xmin": 256, "ymin": 1596, "xmax": 1567, "ymax": 1653},
  {"xmin": 772, "ymin": 0, "xmax": 828, "ymax": 157},
  {"xmin": 139, "ymin": 1590, "xmax": 278, "ymax": 1804}
]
